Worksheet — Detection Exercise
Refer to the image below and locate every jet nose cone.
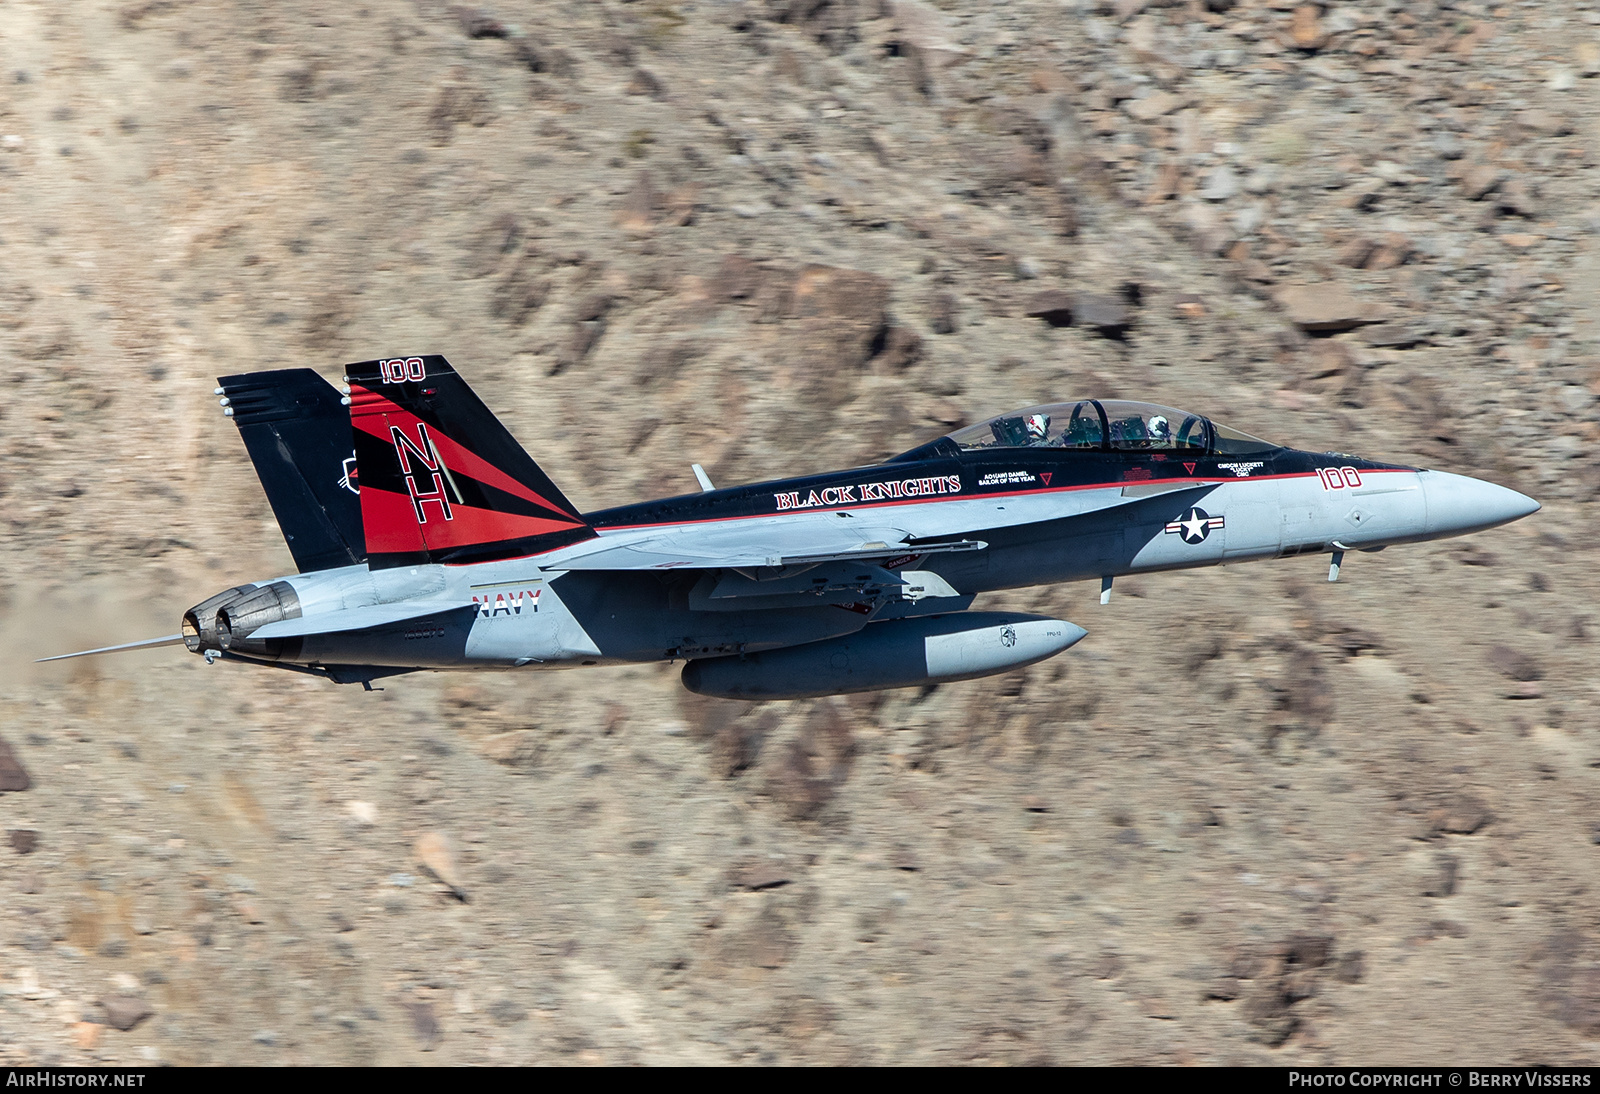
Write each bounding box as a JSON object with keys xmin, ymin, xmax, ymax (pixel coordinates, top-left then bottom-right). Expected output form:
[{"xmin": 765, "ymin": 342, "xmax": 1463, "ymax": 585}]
[{"xmin": 1421, "ymin": 470, "xmax": 1540, "ymax": 538}]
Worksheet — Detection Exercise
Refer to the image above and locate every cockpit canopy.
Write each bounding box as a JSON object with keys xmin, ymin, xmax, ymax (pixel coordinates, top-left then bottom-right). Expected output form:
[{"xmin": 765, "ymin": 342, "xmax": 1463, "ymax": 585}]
[{"xmin": 946, "ymin": 400, "xmax": 1280, "ymax": 456}]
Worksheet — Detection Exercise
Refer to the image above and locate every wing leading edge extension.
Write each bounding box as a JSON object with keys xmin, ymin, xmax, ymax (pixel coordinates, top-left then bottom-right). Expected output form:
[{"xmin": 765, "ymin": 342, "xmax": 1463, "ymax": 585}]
[{"xmin": 550, "ymin": 481, "xmax": 1224, "ymax": 573}]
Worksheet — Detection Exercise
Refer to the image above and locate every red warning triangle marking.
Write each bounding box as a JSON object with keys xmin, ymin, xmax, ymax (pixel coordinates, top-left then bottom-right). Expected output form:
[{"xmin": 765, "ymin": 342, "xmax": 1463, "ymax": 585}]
[
  {"xmin": 1040, "ymin": 472, "xmax": 1052, "ymax": 486},
  {"xmin": 1183, "ymin": 462, "xmax": 1196, "ymax": 474}
]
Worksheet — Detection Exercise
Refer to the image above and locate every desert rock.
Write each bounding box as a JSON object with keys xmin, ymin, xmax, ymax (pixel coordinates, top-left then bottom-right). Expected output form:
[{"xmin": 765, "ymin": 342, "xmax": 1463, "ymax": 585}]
[{"xmin": 0, "ymin": 0, "xmax": 1594, "ymax": 1068}]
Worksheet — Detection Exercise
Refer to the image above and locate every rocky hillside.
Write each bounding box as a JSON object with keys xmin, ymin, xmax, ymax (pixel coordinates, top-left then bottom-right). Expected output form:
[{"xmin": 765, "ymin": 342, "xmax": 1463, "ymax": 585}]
[{"xmin": 0, "ymin": 0, "xmax": 1597, "ymax": 1065}]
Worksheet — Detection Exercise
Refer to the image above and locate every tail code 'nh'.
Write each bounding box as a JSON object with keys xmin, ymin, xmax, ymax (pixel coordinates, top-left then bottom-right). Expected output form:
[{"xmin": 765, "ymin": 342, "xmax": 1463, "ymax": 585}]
[{"xmin": 345, "ymin": 355, "xmax": 594, "ymax": 569}]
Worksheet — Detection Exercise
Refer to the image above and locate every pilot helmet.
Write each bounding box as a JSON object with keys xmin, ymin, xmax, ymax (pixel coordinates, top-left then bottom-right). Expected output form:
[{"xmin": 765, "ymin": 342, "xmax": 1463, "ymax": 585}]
[
  {"xmin": 1148, "ymin": 414, "xmax": 1170, "ymax": 440},
  {"xmin": 1024, "ymin": 413, "xmax": 1050, "ymax": 443}
]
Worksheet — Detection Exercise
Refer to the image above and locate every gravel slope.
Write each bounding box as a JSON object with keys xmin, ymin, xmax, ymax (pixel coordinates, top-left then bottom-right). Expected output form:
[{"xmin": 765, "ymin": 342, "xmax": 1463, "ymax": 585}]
[{"xmin": 0, "ymin": 0, "xmax": 1596, "ymax": 1065}]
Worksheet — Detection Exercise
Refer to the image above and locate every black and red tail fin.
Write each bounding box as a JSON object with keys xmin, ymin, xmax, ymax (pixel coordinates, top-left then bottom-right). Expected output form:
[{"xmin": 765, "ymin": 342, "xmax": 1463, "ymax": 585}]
[{"xmin": 344, "ymin": 355, "xmax": 595, "ymax": 569}]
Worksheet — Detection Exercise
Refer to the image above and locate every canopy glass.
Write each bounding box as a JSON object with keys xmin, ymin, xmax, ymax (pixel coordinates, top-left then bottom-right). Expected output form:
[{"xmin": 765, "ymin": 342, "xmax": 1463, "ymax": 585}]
[{"xmin": 946, "ymin": 400, "xmax": 1280, "ymax": 456}]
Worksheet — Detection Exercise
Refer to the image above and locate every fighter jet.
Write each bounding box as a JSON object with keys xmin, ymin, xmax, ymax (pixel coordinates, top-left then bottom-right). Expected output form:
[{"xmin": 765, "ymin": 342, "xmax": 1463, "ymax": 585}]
[{"xmin": 41, "ymin": 355, "xmax": 1539, "ymax": 699}]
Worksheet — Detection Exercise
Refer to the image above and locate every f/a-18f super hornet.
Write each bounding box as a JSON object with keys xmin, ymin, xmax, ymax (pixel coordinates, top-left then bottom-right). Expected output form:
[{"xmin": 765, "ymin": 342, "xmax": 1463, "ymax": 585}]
[{"xmin": 42, "ymin": 355, "xmax": 1539, "ymax": 699}]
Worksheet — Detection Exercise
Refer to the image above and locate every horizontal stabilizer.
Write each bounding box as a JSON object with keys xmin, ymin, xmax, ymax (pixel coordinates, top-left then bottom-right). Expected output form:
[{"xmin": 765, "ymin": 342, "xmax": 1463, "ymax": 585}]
[
  {"xmin": 36, "ymin": 634, "xmax": 186, "ymax": 663},
  {"xmin": 248, "ymin": 602, "xmax": 475, "ymax": 639}
]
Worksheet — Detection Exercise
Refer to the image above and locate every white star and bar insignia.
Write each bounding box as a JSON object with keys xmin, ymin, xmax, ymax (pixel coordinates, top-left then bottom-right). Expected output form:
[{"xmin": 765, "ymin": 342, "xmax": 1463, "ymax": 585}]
[{"xmin": 1165, "ymin": 506, "xmax": 1225, "ymax": 544}]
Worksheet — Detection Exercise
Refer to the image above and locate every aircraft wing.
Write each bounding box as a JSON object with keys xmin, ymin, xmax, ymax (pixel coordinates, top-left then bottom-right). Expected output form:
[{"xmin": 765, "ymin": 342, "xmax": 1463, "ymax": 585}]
[
  {"xmin": 248, "ymin": 601, "xmax": 476, "ymax": 639},
  {"xmin": 553, "ymin": 481, "xmax": 1221, "ymax": 572},
  {"xmin": 552, "ymin": 525, "xmax": 984, "ymax": 572}
]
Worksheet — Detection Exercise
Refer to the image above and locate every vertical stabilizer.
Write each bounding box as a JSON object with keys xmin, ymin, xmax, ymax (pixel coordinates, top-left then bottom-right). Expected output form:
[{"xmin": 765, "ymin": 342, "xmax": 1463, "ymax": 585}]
[
  {"xmin": 344, "ymin": 355, "xmax": 595, "ymax": 569},
  {"xmin": 218, "ymin": 369, "xmax": 367, "ymax": 572}
]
